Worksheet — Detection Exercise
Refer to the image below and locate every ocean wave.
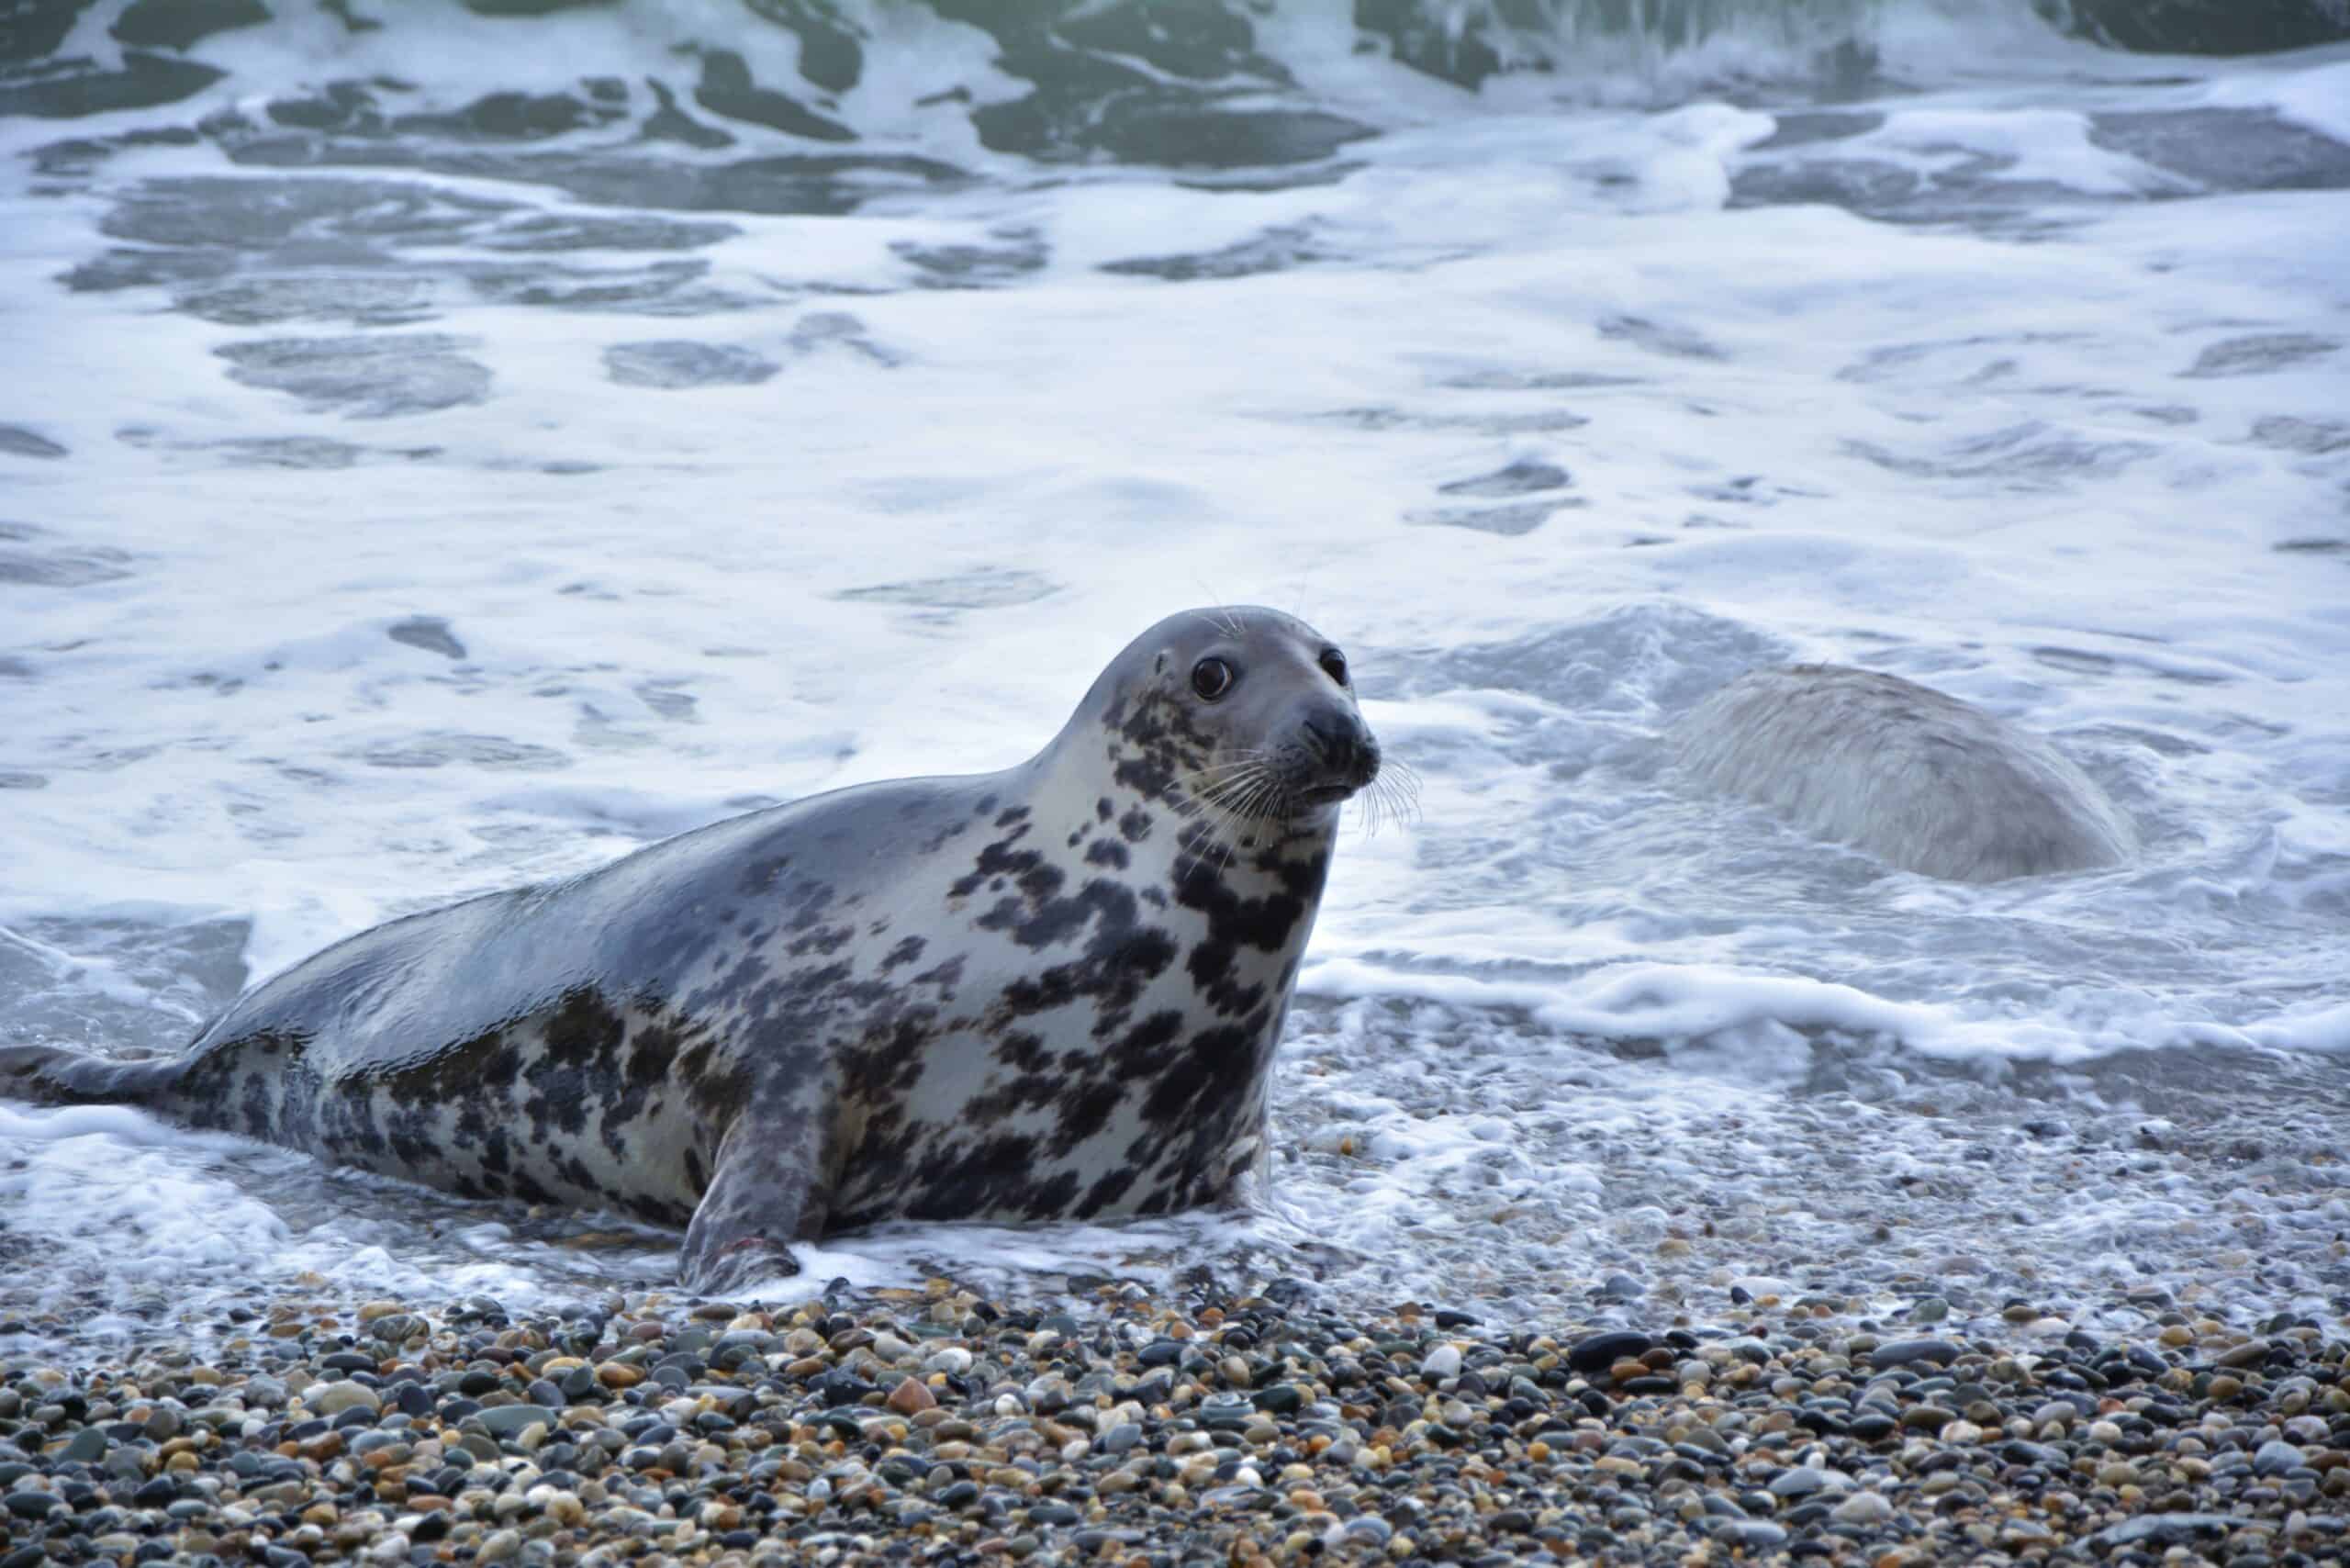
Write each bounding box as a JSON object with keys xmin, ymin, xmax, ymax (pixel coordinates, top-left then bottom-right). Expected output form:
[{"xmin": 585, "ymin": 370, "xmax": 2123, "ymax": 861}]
[{"xmin": 6, "ymin": 0, "xmax": 2346, "ymax": 174}]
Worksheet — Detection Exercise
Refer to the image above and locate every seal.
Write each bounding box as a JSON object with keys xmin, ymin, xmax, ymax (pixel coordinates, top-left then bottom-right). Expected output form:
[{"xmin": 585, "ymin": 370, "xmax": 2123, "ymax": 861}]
[
  {"xmin": 1, "ymin": 607, "xmax": 1382, "ymax": 1294},
  {"xmin": 1671, "ymin": 664, "xmax": 2133, "ymax": 882}
]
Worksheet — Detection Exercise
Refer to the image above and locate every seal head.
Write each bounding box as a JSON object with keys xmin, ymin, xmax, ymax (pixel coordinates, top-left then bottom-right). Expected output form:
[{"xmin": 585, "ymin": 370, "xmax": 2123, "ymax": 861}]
[{"xmin": 1086, "ymin": 606, "xmax": 1382, "ymax": 841}]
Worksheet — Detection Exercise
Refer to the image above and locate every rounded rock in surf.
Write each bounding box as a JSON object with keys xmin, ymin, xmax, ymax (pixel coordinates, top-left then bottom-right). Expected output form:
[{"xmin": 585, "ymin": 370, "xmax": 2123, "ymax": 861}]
[{"xmin": 1671, "ymin": 664, "xmax": 2134, "ymax": 882}]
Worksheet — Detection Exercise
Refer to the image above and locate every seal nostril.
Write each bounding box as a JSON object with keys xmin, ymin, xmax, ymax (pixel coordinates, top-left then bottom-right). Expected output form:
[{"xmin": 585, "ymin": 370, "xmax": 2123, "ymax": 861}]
[{"xmin": 1302, "ymin": 711, "xmax": 1349, "ymax": 764}]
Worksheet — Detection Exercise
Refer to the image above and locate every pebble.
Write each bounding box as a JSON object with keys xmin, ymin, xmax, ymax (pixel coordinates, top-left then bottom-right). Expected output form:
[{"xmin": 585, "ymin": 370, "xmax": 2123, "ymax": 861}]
[
  {"xmin": 0, "ymin": 1282, "xmax": 2339, "ymax": 1566},
  {"xmin": 2255, "ymin": 1440, "xmax": 2305, "ymax": 1477},
  {"xmin": 475, "ymin": 1405, "xmax": 552, "ymax": 1439},
  {"xmin": 1718, "ymin": 1520, "xmax": 1788, "ymax": 1551},
  {"xmin": 1567, "ymin": 1330, "xmax": 1651, "ymax": 1372},
  {"xmin": 1832, "ymin": 1490, "xmax": 1895, "ymax": 1524},
  {"xmin": 307, "ymin": 1382, "xmax": 379, "ymax": 1417},
  {"xmin": 1771, "ymin": 1466, "xmax": 1839, "ymax": 1497}
]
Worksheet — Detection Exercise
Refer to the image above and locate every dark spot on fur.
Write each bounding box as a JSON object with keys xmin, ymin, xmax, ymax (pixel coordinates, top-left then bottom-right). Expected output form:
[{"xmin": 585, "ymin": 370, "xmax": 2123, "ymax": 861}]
[
  {"xmin": 911, "ymin": 955, "xmax": 965, "ymax": 996},
  {"xmin": 1085, "ymin": 839, "xmax": 1129, "ymax": 870},
  {"xmin": 788, "ymin": 921, "xmax": 856, "ymax": 958},
  {"xmin": 1142, "ymin": 1023, "xmax": 1254, "ymax": 1126},
  {"xmin": 374, "ymin": 1027, "xmax": 518, "ymax": 1106},
  {"xmin": 949, "ymin": 836, "xmax": 1049, "ymax": 902},
  {"xmin": 1050, "ymin": 1077, "xmax": 1125, "ymax": 1159},
  {"xmin": 543, "ymin": 986, "xmax": 626, "ymax": 1070},
  {"xmin": 1027, "ymin": 1169, "xmax": 1080, "ymax": 1215},
  {"xmin": 992, "ymin": 1030, "xmax": 1052, "ymax": 1072},
  {"xmin": 900, "ymin": 1132, "xmax": 1041, "ymax": 1221},
  {"xmin": 739, "ymin": 856, "xmax": 789, "ymax": 895},
  {"xmin": 979, "ymin": 868, "xmax": 1133, "ymax": 952},
  {"xmin": 1077, "ymin": 1165, "xmax": 1137, "ymax": 1217}
]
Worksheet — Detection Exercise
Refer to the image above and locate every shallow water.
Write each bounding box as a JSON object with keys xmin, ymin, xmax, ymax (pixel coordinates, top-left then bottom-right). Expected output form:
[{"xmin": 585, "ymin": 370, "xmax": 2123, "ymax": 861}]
[{"xmin": 2, "ymin": 0, "xmax": 2347, "ymax": 1357}]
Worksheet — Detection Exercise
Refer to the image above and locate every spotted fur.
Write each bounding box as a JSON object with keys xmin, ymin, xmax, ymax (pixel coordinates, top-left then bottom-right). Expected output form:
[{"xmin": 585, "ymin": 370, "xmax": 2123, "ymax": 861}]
[{"xmin": 0, "ymin": 608, "xmax": 1381, "ymax": 1294}]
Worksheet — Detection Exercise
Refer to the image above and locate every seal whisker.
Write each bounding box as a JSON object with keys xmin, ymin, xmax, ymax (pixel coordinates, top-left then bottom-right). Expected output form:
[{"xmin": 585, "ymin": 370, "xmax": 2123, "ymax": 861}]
[
  {"xmin": 1358, "ymin": 756, "xmax": 1422, "ymax": 840},
  {"xmin": 1173, "ymin": 754, "xmax": 1269, "ymax": 797},
  {"xmin": 1176, "ymin": 762, "xmax": 1268, "ymax": 829},
  {"xmin": 1176, "ymin": 771, "xmax": 1261, "ymax": 864},
  {"xmin": 1206, "ymin": 771, "xmax": 1274, "ymax": 857},
  {"xmin": 1174, "ymin": 752, "xmax": 1267, "ymax": 790},
  {"xmin": 1180, "ymin": 794, "xmax": 1247, "ymax": 859},
  {"xmin": 1204, "ymin": 773, "xmax": 1279, "ymax": 874},
  {"xmin": 1214, "ymin": 790, "xmax": 1262, "ymax": 874}
]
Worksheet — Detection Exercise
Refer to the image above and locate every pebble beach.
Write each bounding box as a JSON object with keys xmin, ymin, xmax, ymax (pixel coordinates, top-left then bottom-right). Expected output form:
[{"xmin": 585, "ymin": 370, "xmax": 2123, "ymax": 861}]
[
  {"xmin": 6, "ymin": 1, "xmax": 2350, "ymax": 1562},
  {"xmin": 5, "ymin": 1276, "xmax": 2348, "ymax": 1565}
]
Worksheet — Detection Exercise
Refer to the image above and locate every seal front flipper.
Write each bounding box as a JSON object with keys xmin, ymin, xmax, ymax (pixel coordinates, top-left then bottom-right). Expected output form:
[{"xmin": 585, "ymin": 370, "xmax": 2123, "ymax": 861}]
[{"xmin": 678, "ymin": 1109, "xmax": 835, "ymax": 1297}]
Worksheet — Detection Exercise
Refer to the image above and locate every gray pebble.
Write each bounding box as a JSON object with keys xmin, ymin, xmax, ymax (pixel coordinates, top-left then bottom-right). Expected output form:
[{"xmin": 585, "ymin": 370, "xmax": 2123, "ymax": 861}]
[
  {"xmin": 1769, "ymin": 1466, "xmax": 1843, "ymax": 1498},
  {"xmin": 1831, "ymin": 1490, "xmax": 1894, "ymax": 1524},
  {"xmin": 2255, "ymin": 1440, "xmax": 2305, "ymax": 1477}
]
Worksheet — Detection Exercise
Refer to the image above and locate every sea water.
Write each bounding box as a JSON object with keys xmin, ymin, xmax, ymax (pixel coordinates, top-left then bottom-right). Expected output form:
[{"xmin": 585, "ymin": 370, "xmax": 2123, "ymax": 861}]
[{"xmin": 1, "ymin": 0, "xmax": 2345, "ymax": 1354}]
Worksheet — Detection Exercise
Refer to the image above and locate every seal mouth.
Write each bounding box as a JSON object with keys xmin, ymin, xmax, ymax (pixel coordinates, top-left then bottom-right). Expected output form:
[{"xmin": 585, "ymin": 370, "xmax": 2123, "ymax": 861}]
[{"xmin": 1292, "ymin": 782, "xmax": 1359, "ymax": 810}]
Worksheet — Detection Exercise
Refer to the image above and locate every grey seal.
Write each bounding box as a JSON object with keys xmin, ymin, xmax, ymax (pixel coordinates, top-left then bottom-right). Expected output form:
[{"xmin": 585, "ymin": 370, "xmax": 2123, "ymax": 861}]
[
  {"xmin": 1671, "ymin": 664, "xmax": 2133, "ymax": 882},
  {"xmin": 2, "ymin": 607, "xmax": 1382, "ymax": 1293}
]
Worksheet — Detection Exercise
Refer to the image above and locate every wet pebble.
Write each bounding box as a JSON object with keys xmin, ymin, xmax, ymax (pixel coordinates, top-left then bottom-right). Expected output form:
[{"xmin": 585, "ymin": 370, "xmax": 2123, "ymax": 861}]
[{"xmin": 0, "ymin": 1280, "xmax": 2341, "ymax": 1565}]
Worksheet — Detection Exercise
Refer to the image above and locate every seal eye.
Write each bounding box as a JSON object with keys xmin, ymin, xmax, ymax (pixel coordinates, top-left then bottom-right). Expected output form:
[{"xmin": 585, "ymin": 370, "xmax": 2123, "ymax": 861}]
[
  {"xmin": 1191, "ymin": 657, "xmax": 1235, "ymax": 701},
  {"xmin": 1319, "ymin": 648, "xmax": 1348, "ymax": 686}
]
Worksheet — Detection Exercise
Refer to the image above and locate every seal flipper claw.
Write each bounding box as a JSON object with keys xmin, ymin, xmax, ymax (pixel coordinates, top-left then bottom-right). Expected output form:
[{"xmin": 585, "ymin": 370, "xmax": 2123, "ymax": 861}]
[{"xmin": 686, "ymin": 1235, "xmax": 804, "ymax": 1297}]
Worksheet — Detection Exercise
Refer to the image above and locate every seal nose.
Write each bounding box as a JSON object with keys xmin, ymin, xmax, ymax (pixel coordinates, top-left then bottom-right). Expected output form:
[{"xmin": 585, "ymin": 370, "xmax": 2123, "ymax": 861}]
[{"xmin": 1303, "ymin": 708, "xmax": 1380, "ymax": 786}]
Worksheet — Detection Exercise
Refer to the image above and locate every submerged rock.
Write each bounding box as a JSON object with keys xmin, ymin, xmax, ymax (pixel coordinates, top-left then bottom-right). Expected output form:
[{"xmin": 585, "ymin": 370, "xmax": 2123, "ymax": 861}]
[{"xmin": 1670, "ymin": 665, "xmax": 2134, "ymax": 882}]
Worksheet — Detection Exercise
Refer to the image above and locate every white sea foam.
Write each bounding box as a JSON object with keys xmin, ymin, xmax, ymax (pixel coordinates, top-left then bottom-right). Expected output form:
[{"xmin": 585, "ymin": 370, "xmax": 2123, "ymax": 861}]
[{"xmin": 2, "ymin": 3, "xmax": 2346, "ymax": 1343}]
